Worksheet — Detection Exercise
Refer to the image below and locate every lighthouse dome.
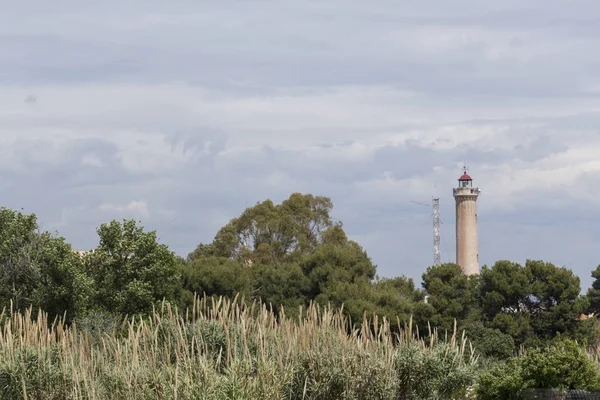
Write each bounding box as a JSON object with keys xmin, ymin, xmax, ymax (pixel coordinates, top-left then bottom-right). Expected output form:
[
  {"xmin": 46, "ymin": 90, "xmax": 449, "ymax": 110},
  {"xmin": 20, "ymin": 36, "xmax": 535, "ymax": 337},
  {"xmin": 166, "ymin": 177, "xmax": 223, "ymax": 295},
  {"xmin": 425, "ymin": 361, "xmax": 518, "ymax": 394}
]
[{"xmin": 458, "ymin": 172, "xmax": 472, "ymax": 181}]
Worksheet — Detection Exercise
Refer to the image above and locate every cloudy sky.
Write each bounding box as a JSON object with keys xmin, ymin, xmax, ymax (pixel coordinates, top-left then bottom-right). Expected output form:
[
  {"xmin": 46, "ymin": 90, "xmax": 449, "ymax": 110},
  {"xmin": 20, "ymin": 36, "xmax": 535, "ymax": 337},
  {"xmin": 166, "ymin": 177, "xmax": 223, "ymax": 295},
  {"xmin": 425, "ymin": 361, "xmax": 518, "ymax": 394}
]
[{"xmin": 1, "ymin": 0, "xmax": 599, "ymax": 288}]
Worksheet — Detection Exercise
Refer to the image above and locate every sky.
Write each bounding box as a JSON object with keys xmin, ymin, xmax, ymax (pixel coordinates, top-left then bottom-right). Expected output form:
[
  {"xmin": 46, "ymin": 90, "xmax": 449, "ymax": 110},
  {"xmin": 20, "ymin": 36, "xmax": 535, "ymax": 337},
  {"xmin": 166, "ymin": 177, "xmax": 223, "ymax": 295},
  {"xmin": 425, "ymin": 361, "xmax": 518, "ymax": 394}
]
[{"xmin": 1, "ymin": 0, "xmax": 600, "ymax": 288}]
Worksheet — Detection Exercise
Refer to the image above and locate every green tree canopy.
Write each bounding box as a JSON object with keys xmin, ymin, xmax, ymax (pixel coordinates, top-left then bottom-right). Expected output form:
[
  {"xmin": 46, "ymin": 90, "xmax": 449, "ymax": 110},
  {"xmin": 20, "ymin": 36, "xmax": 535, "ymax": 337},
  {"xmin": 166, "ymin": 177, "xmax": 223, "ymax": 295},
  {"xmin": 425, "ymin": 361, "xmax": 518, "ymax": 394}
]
[
  {"xmin": 190, "ymin": 193, "xmax": 336, "ymax": 264},
  {"xmin": 478, "ymin": 260, "xmax": 587, "ymax": 346},
  {"xmin": 524, "ymin": 260, "xmax": 586, "ymax": 340},
  {"xmin": 586, "ymin": 264, "xmax": 600, "ymax": 314},
  {"xmin": 84, "ymin": 219, "xmax": 180, "ymax": 316},
  {"xmin": 0, "ymin": 207, "xmax": 90, "ymax": 321},
  {"xmin": 479, "ymin": 260, "xmax": 533, "ymax": 344},
  {"xmin": 182, "ymin": 193, "xmax": 402, "ymax": 325},
  {"xmin": 420, "ymin": 263, "xmax": 479, "ymax": 331}
]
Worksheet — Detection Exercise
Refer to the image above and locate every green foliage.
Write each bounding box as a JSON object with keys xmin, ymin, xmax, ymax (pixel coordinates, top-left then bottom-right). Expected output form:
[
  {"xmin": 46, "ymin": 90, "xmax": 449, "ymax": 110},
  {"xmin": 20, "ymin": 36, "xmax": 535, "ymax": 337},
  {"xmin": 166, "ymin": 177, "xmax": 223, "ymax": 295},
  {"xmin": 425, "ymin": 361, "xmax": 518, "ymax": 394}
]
[
  {"xmin": 201, "ymin": 193, "xmax": 336, "ymax": 264},
  {"xmin": 587, "ymin": 265, "xmax": 600, "ymax": 314},
  {"xmin": 395, "ymin": 342, "xmax": 477, "ymax": 399},
  {"xmin": 461, "ymin": 321, "xmax": 515, "ymax": 360},
  {"xmin": 0, "ymin": 207, "xmax": 90, "ymax": 321},
  {"xmin": 521, "ymin": 337, "xmax": 600, "ymax": 390},
  {"xmin": 478, "ymin": 260, "xmax": 588, "ymax": 347},
  {"xmin": 0, "ymin": 346, "xmax": 73, "ymax": 400},
  {"xmin": 179, "ymin": 256, "xmax": 250, "ymax": 304},
  {"xmin": 0, "ymin": 207, "xmax": 39, "ymax": 312},
  {"xmin": 476, "ymin": 338, "xmax": 600, "ymax": 399},
  {"xmin": 0, "ymin": 193, "xmax": 600, "ymax": 399},
  {"xmin": 287, "ymin": 343, "xmax": 397, "ymax": 400},
  {"xmin": 0, "ymin": 295, "xmax": 482, "ymax": 399},
  {"xmin": 74, "ymin": 310, "xmax": 121, "ymax": 342},
  {"xmin": 301, "ymin": 239, "xmax": 376, "ymax": 295},
  {"xmin": 83, "ymin": 219, "xmax": 180, "ymax": 316},
  {"xmin": 525, "ymin": 260, "xmax": 586, "ymax": 339},
  {"xmin": 250, "ymin": 262, "xmax": 309, "ymax": 316},
  {"xmin": 480, "ymin": 260, "xmax": 530, "ymax": 318},
  {"xmin": 420, "ymin": 263, "xmax": 478, "ymax": 331},
  {"xmin": 476, "ymin": 358, "xmax": 523, "ymax": 400},
  {"xmin": 181, "ymin": 193, "xmax": 390, "ymax": 327}
]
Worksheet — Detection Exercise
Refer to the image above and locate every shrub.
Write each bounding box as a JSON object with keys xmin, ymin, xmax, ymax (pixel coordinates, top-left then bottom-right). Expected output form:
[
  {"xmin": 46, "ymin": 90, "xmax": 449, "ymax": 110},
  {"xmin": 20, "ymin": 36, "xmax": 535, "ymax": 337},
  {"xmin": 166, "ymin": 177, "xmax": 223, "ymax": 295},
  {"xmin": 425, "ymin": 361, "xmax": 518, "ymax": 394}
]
[
  {"xmin": 395, "ymin": 341, "xmax": 477, "ymax": 399},
  {"xmin": 476, "ymin": 358, "xmax": 523, "ymax": 400},
  {"xmin": 521, "ymin": 338, "xmax": 600, "ymax": 391},
  {"xmin": 476, "ymin": 338, "xmax": 600, "ymax": 399}
]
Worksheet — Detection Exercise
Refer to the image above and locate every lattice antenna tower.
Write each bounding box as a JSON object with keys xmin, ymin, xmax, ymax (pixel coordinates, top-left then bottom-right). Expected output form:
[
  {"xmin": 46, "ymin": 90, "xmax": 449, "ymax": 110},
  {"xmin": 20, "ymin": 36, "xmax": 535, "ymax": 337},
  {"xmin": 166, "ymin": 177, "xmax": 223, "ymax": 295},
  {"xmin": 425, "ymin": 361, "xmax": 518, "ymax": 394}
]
[
  {"xmin": 410, "ymin": 196, "xmax": 442, "ymax": 266},
  {"xmin": 432, "ymin": 197, "xmax": 441, "ymax": 266}
]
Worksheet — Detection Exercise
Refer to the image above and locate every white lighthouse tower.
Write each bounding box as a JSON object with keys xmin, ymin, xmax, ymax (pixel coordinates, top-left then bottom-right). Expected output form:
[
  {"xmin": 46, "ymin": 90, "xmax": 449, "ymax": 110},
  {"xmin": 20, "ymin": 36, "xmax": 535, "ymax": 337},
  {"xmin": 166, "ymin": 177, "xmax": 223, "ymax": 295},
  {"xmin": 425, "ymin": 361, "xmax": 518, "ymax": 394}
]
[{"xmin": 453, "ymin": 166, "xmax": 481, "ymax": 275}]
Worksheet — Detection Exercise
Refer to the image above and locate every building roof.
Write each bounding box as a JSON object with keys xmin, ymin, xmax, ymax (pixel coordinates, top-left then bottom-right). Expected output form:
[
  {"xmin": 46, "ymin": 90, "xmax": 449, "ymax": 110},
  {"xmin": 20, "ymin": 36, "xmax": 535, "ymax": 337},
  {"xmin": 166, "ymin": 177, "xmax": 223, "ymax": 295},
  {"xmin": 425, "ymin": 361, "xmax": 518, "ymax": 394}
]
[{"xmin": 458, "ymin": 172, "xmax": 472, "ymax": 181}]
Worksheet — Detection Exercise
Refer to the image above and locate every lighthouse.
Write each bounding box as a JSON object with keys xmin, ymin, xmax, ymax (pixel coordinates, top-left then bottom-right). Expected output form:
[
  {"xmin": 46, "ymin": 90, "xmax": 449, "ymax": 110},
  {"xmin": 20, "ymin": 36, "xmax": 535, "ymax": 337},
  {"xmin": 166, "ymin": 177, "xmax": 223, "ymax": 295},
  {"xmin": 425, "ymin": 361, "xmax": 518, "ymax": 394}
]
[{"xmin": 453, "ymin": 166, "xmax": 481, "ymax": 275}]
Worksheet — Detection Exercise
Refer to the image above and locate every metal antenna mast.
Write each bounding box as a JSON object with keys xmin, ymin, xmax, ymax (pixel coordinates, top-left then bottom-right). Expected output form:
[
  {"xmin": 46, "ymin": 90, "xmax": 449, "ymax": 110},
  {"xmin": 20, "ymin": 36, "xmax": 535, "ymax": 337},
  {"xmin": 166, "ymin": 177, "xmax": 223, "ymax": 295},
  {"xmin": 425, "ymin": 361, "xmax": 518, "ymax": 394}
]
[
  {"xmin": 410, "ymin": 198, "xmax": 442, "ymax": 266},
  {"xmin": 432, "ymin": 197, "xmax": 441, "ymax": 266}
]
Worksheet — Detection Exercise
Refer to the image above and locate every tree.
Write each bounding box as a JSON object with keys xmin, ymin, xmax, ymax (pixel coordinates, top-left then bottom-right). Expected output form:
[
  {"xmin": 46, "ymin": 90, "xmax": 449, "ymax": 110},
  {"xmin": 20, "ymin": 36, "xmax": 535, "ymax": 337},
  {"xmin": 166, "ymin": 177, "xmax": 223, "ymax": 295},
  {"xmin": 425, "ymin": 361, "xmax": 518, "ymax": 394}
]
[
  {"xmin": 183, "ymin": 193, "xmax": 417, "ymax": 327},
  {"xmin": 460, "ymin": 321, "xmax": 515, "ymax": 360},
  {"xmin": 524, "ymin": 260, "xmax": 586, "ymax": 340},
  {"xmin": 35, "ymin": 234, "xmax": 93, "ymax": 321},
  {"xmin": 477, "ymin": 260, "xmax": 587, "ymax": 346},
  {"xmin": 327, "ymin": 276, "xmax": 424, "ymax": 330},
  {"xmin": 300, "ymin": 235, "xmax": 377, "ymax": 300},
  {"xmin": 179, "ymin": 256, "xmax": 251, "ymax": 309},
  {"xmin": 201, "ymin": 193, "xmax": 336, "ymax": 264},
  {"xmin": 586, "ymin": 265, "xmax": 600, "ymax": 314},
  {"xmin": 0, "ymin": 207, "xmax": 90, "ymax": 321},
  {"xmin": 83, "ymin": 219, "xmax": 180, "ymax": 316},
  {"xmin": 479, "ymin": 261, "xmax": 533, "ymax": 345},
  {"xmin": 0, "ymin": 208, "xmax": 44, "ymax": 312},
  {"xmin": 480, "ymin": 261, "xmax": 530, "ymax": 318},
  {"xmin": 249, "ymin": 262, "xmax": 309, "ymax": 316},
  {"xmin": 420, "ymin": 263, "xmax": 479, "ymax": 331}
]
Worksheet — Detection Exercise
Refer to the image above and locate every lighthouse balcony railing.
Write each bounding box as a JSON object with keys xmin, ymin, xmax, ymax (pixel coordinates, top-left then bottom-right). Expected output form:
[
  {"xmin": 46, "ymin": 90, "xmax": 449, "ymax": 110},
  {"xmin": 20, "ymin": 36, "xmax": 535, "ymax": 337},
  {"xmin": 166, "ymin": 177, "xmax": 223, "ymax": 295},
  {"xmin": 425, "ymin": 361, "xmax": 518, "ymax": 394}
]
[{"xmin": 453, "ymin": 188, "xmax": 481, "ymax": 195}]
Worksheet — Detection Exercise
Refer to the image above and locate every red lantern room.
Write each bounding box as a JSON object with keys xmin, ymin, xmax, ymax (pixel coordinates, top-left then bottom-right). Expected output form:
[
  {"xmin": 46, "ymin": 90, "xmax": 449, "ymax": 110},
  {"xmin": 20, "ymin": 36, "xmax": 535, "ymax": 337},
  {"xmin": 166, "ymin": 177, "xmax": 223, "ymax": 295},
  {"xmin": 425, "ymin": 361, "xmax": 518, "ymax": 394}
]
[{"xmin": 458, "ymin": 167, "xmax": 473, "ymax": 188}]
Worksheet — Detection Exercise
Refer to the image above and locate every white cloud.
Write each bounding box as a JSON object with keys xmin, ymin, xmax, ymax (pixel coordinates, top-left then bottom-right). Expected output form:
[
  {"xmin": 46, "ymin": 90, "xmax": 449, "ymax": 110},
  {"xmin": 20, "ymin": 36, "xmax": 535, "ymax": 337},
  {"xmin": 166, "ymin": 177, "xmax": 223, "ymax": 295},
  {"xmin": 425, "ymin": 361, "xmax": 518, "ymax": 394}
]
[
  {"xmin": 81, "ymin": 153, "xmax": 104, "ymax": 167},
  {"xmin": 99, "ymin": 200, "xmax": 150, "ymax": 218},
  {"xmin": 0, "ymin": 0, "xmax": 600, "ymax": 287}
]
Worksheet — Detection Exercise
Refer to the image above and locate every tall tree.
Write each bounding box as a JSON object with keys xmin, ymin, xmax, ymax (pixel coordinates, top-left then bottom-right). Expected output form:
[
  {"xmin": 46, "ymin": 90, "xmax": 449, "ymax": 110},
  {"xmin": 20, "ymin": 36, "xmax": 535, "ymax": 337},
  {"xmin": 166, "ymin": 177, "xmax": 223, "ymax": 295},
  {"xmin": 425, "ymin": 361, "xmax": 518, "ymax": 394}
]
[
  {"xmin": 84, "ymin": 219, "xmax": 180, "ymax": 316},
  {"xmin": 179, "ymin": 256, "xmax": 251, "ymax": 309},
  {"xmin": 0, "ymin": 207, "xmax": 90, "ymax": 321},
  {"xmin": 196, "ymin": 193, "xmax": 336, "ymax": 265},
  {"xmin": 586, "ymin": 265, "xmax": 600, "ymax": 314},
  {"xmin": 479, "ymin": 260, "xmax": 533, "ymax": 344},
  {"xmin": 184, "ymin": 193, "xmax": 398, "ymax": 324},
  {"xmin": 524, "ymin": 260, "xmax": 586, "ymax": 340},
  {"xmin": 420, "ymin": 263, "xmax": 479, "ymax": 331},
  {"xmin": 300, "ymin": 234, "xmax": 377, "ymax": 300},
  {"xmin": 479, "ymin": 260, "xmax": 587, "ymax": 345}
]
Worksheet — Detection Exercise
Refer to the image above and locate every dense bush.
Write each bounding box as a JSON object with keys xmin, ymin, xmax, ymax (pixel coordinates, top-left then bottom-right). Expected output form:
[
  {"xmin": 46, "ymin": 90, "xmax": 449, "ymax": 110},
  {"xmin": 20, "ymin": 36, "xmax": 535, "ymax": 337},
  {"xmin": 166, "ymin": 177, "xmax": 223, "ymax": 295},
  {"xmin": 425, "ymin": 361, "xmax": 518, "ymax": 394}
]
[{"xmin": 476, "ymin": 338, "xmax": 600, "ymax": 399}]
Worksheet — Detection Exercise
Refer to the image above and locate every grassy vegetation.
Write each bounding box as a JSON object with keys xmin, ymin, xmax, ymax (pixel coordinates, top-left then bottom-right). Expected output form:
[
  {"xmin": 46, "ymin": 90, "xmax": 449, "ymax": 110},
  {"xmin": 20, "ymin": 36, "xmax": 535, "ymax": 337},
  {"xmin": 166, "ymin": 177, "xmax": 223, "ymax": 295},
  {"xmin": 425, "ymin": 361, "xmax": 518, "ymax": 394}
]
[{"xmin": 0, "ymin": 296, "xmax": 478, "ymax": 400}]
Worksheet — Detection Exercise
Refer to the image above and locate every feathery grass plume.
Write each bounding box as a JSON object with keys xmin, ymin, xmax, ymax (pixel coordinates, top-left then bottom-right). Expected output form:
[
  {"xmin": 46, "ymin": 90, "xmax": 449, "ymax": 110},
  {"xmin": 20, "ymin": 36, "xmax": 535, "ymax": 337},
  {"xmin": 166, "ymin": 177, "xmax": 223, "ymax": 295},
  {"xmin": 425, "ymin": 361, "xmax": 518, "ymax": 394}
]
[{"xmin": 0, "ymin": 295, "xmax": 478, "ymax": 399}]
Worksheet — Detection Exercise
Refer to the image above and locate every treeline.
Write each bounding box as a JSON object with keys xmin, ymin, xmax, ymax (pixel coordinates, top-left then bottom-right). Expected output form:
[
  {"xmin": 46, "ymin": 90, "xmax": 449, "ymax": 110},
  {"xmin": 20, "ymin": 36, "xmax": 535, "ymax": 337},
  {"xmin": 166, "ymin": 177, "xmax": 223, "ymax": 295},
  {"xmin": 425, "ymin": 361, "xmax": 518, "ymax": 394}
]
[{"xmin": 1, "ymin": 193, "xmax": 599, "ymax": 359}]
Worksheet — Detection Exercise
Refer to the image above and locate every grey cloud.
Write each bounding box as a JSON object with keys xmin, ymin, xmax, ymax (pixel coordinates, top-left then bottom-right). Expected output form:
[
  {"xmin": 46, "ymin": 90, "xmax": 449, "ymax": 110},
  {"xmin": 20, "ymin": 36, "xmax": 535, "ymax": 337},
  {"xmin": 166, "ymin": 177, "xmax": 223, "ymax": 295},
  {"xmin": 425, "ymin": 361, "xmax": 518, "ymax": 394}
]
[
  {"xmin": 2, "ymin": 1, "xmax": 600, "ymax": 97},
  {"xmin": 2, "ymin": 125, "xmax": 598, "ymax": 288},
  {"xmin": 214, "ymin": 129, "xmax": 569, "ymax": 190},
  {"xmin": 165, "ymin": 128, "xmax": 228, "ymax": 159},
  {"xmin": 1, "ymin": 0, "xmax": 600, "ymax": 289}
]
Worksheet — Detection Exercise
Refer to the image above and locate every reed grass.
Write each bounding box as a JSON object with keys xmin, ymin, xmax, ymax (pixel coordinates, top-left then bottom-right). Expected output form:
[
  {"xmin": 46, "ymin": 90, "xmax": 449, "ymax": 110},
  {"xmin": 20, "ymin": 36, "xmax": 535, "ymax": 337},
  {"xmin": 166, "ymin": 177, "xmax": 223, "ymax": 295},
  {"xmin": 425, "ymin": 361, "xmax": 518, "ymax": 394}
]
[{"xmin": 0, "ymin": 296, "xmax": 478, "ymax": 399}]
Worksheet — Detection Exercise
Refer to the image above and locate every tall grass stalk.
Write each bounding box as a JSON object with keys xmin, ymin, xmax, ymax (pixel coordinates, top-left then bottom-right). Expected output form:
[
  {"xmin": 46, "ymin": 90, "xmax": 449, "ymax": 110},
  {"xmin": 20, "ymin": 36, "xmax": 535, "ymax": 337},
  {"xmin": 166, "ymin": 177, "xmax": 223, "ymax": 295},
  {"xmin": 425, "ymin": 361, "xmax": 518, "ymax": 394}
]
[{"xmin": 0, "ymin": 296, "xmax": 478, "ymax": 399}]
